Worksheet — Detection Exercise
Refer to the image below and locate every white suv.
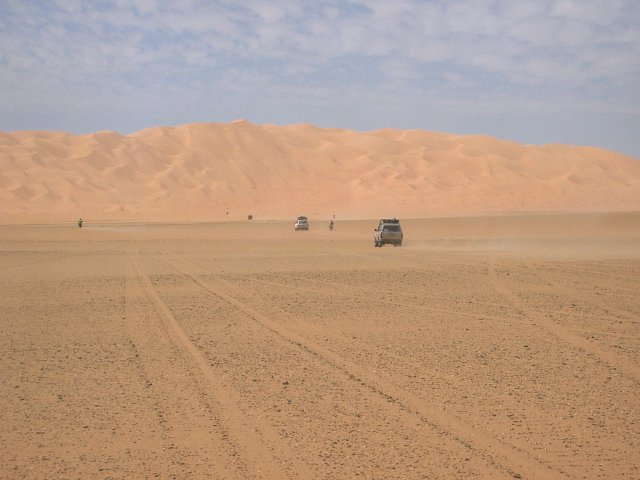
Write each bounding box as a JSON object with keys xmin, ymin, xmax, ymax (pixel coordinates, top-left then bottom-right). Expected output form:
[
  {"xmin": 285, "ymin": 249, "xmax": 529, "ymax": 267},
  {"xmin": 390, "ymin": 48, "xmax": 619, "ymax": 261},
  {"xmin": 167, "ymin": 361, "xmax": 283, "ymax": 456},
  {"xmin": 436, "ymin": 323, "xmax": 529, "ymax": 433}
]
[{"xmin": 294, "ymin": 216, "xmax": 309, "ymax": 231}]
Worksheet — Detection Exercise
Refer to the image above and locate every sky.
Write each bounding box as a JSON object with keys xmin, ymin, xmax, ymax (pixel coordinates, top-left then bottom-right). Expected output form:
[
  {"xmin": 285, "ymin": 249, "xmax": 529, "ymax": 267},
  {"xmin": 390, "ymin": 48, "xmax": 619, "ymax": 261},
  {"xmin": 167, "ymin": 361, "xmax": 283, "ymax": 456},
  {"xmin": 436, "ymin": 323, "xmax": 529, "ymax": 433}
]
[{"xmin": 1, "ymin": 0, "xmax": 639, "ymax": 158}]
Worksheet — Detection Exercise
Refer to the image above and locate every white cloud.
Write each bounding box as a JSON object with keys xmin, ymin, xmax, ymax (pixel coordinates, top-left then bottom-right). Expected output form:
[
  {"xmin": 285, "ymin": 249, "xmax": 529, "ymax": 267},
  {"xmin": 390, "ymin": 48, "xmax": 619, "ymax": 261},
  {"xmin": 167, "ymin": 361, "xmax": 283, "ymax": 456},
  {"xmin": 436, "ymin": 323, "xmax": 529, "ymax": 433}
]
[
  {"xmin": 2, "ymin": 1, "xmax": 638, "ymax": 84},
  {"xmin": 0, "ymin": 0, "xmax": 638, "ymax": 155}
]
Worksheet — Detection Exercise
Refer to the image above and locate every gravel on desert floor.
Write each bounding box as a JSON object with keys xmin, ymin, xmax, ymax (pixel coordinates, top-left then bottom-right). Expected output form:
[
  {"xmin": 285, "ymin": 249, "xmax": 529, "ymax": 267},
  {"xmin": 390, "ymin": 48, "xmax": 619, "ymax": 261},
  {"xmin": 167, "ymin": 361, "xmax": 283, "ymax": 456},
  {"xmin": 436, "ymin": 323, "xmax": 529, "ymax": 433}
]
[{"xmin": 1, "ymin": 213, "xmax": 639, "ymax": 479}]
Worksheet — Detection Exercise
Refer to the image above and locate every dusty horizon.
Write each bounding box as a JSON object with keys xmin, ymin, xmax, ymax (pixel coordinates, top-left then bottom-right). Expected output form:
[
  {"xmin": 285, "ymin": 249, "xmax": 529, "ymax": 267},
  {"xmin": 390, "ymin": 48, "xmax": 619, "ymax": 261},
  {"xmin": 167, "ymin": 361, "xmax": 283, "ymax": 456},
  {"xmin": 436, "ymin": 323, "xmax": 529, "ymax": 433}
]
[{"xmin": 1, "ymin": 121, "xmax": 639, "ymax": 224}]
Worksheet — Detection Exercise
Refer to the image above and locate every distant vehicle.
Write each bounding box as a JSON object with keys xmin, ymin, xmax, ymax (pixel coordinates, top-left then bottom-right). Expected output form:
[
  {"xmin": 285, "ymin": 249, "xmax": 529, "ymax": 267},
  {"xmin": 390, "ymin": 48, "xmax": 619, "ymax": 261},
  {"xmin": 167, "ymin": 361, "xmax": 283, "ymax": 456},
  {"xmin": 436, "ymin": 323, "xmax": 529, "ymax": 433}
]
[
  {"xmin": 247, "ymin": 214, "xmax": 253, "ymax": 220},
  {"xmin": 374, "ymin": 218, "xmax": 403, "ymax": 247},
  {"xmin": 294, "ymin": 216, "xmax": 309, "ymax": 231}
]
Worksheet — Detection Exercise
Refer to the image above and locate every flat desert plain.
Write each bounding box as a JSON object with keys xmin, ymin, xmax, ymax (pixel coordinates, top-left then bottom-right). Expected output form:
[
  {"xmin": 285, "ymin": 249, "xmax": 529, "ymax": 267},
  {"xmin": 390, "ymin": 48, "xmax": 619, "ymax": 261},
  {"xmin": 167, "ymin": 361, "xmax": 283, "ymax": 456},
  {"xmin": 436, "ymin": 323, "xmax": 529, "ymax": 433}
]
[{"xmin": 1, "ymin": 212, "xmax": 639, "ymax": 480}]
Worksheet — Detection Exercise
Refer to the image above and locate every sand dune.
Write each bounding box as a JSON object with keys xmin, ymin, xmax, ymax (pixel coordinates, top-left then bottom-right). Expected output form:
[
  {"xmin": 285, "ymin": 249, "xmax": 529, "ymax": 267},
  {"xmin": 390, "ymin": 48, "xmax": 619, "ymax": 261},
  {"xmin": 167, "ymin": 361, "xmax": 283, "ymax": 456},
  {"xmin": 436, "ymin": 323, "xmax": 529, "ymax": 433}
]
[{"xmin": 1, "ymin": 121, "xmax": 639, "ymax": 222}]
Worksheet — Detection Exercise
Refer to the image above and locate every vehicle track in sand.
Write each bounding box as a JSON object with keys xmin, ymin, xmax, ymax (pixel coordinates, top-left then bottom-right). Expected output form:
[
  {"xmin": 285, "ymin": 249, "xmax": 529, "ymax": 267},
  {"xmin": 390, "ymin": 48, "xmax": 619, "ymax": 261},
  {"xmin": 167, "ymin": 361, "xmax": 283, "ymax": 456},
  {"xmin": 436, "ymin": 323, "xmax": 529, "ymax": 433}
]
[
  {"xmin": 194, "ymin": 269, "xmax": 590, "ymax": 473},
  {"xmin": 128, "ymin": 253, "xmax": 315, "ymax": 479},
  {"xmin": 515, "ymin": 261, "xmax": 639, "ymax": 324},
  {"xmin": 162, "ymin": 254, "xmax": 565, "ymax": 479},
  {"xmin": 487, "ymin": 259, "xmax": 640, "ymax": 383},
  {"xmin": 234, "ymin": 269, "xmax": 513, "ymax": 324},
  {"xmin": 2, "ymin": 217, "xmax": 637, "ymax": 479},
  {"xmin": 125, "ymin": 255, "xmax": 239, "ymax": 478},
  {"xmin": 235, "ymin": 261, "xmax": 639, "ymax": 352},
  {"xmin": 281, "ymin": 254, "xmax": 640, "ymax": 381}
]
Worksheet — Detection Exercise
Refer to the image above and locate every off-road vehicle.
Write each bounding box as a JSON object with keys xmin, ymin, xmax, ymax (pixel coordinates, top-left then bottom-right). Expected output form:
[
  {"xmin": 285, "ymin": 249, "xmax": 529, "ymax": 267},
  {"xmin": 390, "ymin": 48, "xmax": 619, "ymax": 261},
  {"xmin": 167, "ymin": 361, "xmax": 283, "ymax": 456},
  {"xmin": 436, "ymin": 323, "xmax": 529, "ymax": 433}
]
[
  {"xmin": 294, "ymin": 216, "xmax": 309, "ymax": 231},
  {"xmin": 374, "ymin": 218, "xmax": 403, "ymax": 247}
]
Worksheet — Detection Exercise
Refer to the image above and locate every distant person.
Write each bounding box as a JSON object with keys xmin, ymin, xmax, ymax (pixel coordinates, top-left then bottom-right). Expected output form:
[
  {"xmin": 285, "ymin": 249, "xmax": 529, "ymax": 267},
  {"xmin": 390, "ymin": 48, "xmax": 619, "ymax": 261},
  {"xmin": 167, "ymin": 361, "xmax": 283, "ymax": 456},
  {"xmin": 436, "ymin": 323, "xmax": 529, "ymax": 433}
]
[
  {"xmin": 78, "ymin": 218, "xmax": 83, "ymax": 228},
  {"xmin": 329, "ymin": 220, "xmax": 334, "ymax": 231}
]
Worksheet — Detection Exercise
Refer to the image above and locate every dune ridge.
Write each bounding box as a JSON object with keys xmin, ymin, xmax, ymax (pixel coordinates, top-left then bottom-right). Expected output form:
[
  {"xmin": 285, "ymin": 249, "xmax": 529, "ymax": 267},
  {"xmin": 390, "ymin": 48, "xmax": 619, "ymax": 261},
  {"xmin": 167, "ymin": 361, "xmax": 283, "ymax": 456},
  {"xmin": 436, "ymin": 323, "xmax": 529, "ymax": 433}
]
[{"xmin": 1, "ymin": 121, "xmax": 639, "ymax": 222}]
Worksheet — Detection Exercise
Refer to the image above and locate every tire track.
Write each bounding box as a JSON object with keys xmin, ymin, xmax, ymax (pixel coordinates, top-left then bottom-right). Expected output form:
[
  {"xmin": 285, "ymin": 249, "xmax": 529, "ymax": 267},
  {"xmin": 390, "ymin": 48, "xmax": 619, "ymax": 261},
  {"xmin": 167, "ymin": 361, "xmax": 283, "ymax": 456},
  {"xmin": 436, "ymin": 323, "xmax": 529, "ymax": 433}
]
[
  {"xmin": 164, "ymin": 255, "xmax": 565, "ymax": 480},
  {"xmin": 129, "ymin": 254, "xmax": 314, "ymax": 480},
  {"xmin": 125, "ymin": 255, "xmax": 239, "ymax": 479},
  {"xmin": 239, "ymin": 270, "xmax": 512, "ymax": 324},
  {"xmin": 520, "ymin": 261, "xmax": 640, "ymax": 323},
  {"xmin": 488, "ymin": 259, "xmax": 640, "ymax": 383}
]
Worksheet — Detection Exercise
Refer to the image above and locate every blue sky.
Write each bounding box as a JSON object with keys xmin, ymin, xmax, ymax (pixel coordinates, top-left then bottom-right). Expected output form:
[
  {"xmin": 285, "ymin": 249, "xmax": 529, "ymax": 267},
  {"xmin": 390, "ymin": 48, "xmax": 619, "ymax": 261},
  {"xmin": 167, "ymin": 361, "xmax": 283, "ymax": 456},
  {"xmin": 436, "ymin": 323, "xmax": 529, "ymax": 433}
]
[{"xmin": 1, "ymin": 0, "xmax": 639, "ymax": 157}]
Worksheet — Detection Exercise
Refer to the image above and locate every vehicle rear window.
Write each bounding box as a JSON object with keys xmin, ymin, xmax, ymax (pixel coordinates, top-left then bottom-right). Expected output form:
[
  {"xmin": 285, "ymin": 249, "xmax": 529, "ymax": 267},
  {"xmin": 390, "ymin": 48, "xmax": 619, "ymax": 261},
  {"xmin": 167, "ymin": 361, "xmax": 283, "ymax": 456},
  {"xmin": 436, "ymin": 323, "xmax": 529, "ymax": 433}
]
[{"xmin": 383, "ymin": 225, "xmax": 400, "ymax": 232}]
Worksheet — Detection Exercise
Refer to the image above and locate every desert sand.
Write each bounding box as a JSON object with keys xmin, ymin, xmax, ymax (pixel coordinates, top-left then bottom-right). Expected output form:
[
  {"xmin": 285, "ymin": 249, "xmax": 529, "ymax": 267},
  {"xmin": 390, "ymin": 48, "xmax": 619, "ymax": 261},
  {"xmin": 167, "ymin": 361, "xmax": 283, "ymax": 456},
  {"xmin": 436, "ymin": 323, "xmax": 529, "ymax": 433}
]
[
  {"xmin": 1, "ymin": 212, "xmax": 639, "ymax": 479},
  {"xmin": 1, "ymin": 121, "xmax": 640, "ymax": 223}
]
